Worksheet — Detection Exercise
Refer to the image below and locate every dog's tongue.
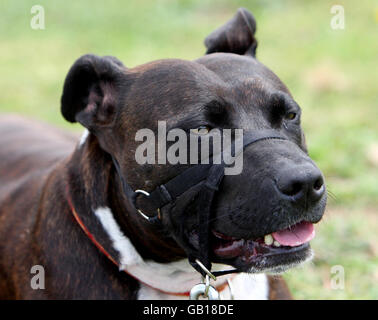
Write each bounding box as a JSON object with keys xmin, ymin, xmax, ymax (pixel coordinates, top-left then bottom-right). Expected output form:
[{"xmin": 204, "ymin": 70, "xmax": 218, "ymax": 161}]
[{"xmin": 272, "ymin": 221, "xmax": 315, "ymax": 247}]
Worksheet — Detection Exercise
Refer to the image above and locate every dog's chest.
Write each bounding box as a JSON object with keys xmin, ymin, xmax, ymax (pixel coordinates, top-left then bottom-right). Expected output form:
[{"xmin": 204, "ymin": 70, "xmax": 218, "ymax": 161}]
[{"xmin": 137, "ymin": 273, "xmax": 269, "ymax": 300}]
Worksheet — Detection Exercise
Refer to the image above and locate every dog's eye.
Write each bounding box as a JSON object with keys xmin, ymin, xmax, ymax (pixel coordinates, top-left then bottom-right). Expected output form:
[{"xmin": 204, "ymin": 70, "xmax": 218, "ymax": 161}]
[
  {"xmin": 192, "ymin": 126, "xmax": 211, "ymax": 135},
  {"xmin": 286, "ymin": 112, "xmax": 297, "ymax": 121}
]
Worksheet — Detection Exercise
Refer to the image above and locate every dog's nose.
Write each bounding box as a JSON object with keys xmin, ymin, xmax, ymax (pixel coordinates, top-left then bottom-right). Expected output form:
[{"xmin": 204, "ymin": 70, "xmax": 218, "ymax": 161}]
[{"xmin": 276, "ymin": 165, "xmax": 325, "ymax": 204}]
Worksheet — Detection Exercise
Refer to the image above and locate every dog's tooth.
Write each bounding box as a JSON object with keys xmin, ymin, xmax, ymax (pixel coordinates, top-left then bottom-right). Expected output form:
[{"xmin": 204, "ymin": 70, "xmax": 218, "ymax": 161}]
[
  {"xmin": 273, "ymin": 240, "xmax": 281, "ymax": 247},
  {"xmin": 264, "ymin": 234, "xmax": 273, "ymax": 246}
]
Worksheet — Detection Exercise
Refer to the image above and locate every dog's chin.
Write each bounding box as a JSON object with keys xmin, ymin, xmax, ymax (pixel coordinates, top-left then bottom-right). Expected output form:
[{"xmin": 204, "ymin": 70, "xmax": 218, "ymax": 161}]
[{"xmin": 187, "ymin": 220, "xmax": 315, "ymax": 274}]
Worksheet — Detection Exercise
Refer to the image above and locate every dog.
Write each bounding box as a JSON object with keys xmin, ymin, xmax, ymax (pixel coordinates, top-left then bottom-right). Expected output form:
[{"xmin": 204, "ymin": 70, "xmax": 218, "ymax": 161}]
[{"xmin": 0, "ymin": 8, "xmax": 326, "ymax": 299}]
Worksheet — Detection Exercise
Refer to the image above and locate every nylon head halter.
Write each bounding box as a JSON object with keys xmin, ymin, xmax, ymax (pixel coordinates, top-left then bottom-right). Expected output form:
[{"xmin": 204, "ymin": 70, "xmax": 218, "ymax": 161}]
[{"xmin": 111, "ymin": 129, "xmax": 287, "ymax": 278}]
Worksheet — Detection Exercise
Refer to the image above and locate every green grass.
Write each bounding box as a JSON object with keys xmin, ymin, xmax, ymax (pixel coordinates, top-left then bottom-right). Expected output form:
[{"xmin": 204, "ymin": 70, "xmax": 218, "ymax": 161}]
[{"xmin": 0, "ymin": 0, "xmax": 377, "ymax": 299}]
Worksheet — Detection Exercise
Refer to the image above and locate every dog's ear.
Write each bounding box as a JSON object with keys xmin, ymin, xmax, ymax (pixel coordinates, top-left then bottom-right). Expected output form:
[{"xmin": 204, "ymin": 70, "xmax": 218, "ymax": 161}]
[
  {"xmin": 205, "ymin": 8, "xmax": 257, "ymax": 57},
  {"xmin": 61, "ymin": 54, "xmax": 126, "ymax": 128}
]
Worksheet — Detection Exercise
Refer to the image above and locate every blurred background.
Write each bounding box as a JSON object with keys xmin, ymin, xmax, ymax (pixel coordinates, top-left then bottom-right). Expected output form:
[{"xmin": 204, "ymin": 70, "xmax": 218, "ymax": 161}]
[{"xmin": 0, "ymin": 0, "xmax": 377, "ymax": 299}]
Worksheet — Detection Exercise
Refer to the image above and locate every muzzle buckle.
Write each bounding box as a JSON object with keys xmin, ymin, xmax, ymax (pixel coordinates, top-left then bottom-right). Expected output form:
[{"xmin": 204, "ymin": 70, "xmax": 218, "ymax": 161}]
[{"xmin": 134, "ymin": 190, "xmax": 161, "ymax": 221}]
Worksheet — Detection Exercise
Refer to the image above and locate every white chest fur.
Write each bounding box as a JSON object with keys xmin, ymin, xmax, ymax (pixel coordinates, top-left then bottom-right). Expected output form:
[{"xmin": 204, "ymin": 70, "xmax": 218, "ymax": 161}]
[
  {"xmin": 94, "ymin": 206, "xmax": 269, "ymax": 300},
  {"xmin": 137, "ymin": 273, "xmax": 269, "ymax": 300}
]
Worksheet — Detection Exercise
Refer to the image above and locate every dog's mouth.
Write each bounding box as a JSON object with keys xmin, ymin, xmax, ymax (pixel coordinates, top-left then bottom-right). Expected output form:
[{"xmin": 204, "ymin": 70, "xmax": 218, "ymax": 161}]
[{"xmin": 188, "ymin": 221, "xmax": 315, "ymax": 273}]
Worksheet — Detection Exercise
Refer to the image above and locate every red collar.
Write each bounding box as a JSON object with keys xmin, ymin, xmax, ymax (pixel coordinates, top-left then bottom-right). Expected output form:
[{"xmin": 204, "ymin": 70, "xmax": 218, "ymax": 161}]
[{"xmin": 66, "ymin": 187, "xmax": 230, "ymax": 297}]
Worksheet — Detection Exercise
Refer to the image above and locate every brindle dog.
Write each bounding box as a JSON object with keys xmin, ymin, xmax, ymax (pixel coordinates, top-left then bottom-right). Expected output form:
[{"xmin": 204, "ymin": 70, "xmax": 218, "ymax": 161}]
[{"xmin": 0, "ymin": 8, "xmax": 326, "ymax": 299}]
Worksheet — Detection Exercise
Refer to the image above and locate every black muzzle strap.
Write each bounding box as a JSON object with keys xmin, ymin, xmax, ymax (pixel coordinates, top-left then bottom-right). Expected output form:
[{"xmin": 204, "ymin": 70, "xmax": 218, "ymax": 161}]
[
  {"xmin": 134, "ymin": 130, "xmax": 287, "ymax": 214},
  {"xmin": 193, "ymin": 164, "xmax": 225, "ymax": 274}
]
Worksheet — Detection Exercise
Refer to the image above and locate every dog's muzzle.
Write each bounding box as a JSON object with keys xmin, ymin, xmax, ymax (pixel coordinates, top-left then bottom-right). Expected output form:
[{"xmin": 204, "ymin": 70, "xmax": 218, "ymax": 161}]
[{"xmin": 111, "ymin": 129, "xmax": 288, "ymax": 278}]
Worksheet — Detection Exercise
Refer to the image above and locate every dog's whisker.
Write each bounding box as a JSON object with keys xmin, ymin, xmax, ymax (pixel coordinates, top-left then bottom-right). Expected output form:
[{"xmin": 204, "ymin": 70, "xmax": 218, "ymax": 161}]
[{"xmin": 327, "ymin": 190, "xmax": 336, "ymax": 200}]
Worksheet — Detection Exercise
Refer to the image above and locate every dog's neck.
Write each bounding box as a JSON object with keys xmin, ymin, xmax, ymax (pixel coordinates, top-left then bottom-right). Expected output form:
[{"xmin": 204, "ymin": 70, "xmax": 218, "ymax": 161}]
[
  {"xmin": 64, "ymin": 131, "xmax": 236, "ymax": 295},
  {"xmin": 64, "ymin": 131, "xmax": 269, "ymax": 298},
  {"xmin": 67, "ymin": 131, "xmax": 185, "ymax": 263}
]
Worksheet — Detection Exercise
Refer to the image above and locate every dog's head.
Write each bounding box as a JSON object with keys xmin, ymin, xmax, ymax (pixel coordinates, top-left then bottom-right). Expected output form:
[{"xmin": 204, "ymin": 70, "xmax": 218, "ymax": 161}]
[{"xmin": 61, "ymin": 8, "xmax": 326, "ymax": 274}]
